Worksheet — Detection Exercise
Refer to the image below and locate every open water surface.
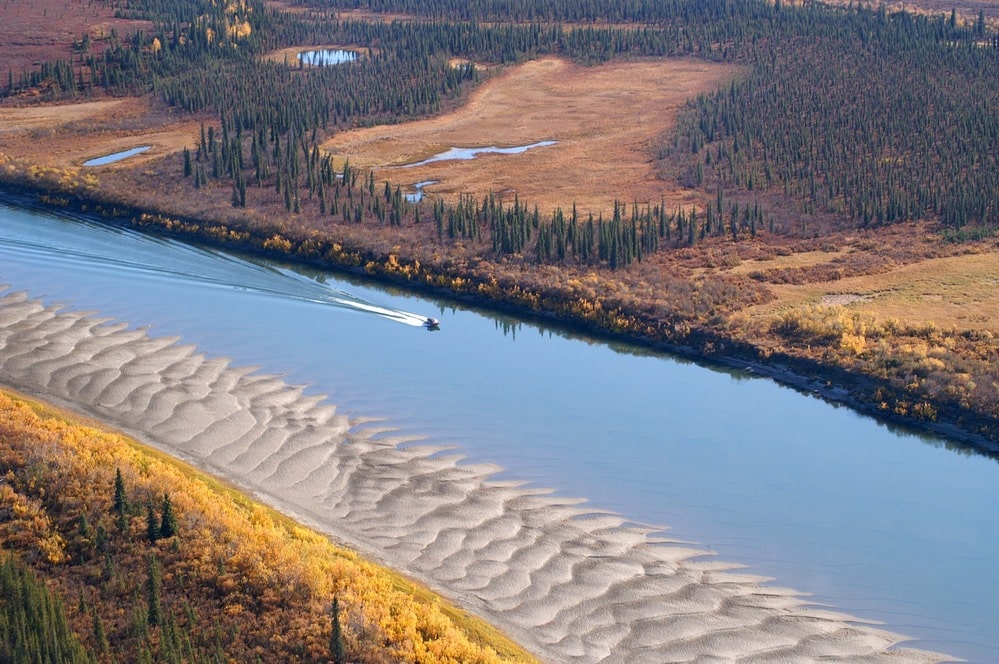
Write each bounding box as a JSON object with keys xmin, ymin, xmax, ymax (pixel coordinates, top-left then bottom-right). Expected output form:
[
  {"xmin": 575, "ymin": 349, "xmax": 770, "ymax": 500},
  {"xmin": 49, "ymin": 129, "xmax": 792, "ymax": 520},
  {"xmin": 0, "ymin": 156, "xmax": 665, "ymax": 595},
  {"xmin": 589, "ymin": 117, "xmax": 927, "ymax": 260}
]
[
  {"xmin": 398, "ymin": 141, "xmax": 557, "ymax": 167},
  {"xmin": 404, "ymin": 180, "xmax": 438, "ymax": 202},
  {"xmin": 298, "ymin": 49, "xmax": 359, "ymax": 66},
  {"xmin": 83, "ymin": 146, "xmax": 151, "ymax": 166},
  {"xmin": 0, "ymin": 197, "xmax": 995, "ymax": 662}
]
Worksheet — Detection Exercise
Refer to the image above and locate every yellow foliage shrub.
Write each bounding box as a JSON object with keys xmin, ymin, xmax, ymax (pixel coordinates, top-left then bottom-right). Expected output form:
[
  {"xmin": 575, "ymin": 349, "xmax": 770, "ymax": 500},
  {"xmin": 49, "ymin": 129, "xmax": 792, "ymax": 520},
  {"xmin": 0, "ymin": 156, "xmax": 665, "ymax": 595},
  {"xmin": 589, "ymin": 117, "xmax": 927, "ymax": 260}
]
[
  {"xmin": 227, "ymin": 20, "xmax": 252, "ymax": 39},
  {"xmin": 263, "ymin": 233, "xmax": 293, "ymax": 253},
  {"xmin": 774, "ymin": 304, "xmax": 881, "ymax": 355},
  {"xmin": 0, "ymin": 390, "xmax": 535, "ymax": 664}
]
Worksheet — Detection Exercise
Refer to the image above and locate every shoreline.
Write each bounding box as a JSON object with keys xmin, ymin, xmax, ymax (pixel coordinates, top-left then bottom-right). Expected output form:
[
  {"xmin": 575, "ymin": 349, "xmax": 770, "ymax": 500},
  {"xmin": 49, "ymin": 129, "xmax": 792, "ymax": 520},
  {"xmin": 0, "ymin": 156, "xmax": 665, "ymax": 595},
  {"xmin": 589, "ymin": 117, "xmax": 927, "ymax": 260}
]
[
  {"xmin": 1, "ymin": 184, "xmax": 996, "ymax": 462},
  {"xmin": 0, "ymin": 288, "xmax": 955, "ymax": 662},
  {"xmin": 0, "ymin": 385, "xmax": 535, "ymax": 662}
]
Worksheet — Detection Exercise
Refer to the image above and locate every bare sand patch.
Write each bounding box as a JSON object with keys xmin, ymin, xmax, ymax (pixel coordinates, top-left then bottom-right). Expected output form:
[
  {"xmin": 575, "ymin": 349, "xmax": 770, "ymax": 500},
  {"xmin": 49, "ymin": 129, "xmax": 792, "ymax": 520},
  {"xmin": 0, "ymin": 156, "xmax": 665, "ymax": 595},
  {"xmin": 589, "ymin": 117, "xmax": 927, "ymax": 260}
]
[
  {"xmin": 821, "ymin": 293, "xmax": 871, "ymax": 306},
  {"xmin": 0, "ymin": 290, "xmax": 950, "ymax": 663},
  {"xmin": 323, "ymin": 57, "xmax": 740, "ymax": 218},
  {"xmin": 747, "ymin": 251, "xmax": 999, "ymax": 332}
]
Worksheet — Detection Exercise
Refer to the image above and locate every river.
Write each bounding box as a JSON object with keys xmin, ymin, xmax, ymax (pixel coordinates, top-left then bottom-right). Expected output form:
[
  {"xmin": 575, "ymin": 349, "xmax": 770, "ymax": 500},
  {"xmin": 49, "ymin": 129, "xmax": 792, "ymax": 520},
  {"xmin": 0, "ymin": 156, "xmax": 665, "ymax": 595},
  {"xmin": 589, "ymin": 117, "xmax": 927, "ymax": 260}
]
[{"xmin": 0, "ymin": 196, "xmax": 995, "ymax": 662}]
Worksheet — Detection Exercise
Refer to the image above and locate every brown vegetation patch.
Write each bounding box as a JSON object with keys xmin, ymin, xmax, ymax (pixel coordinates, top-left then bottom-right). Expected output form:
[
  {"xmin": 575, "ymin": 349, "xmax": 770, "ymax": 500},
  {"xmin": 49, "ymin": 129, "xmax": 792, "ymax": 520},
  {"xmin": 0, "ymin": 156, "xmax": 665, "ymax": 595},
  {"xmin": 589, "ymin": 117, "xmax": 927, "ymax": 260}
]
[
  {"xmin": 322, "ymin": 57, "xmax": 740, "ymax": 218},
  {"xmin": 0, "ymin": 99, "xmax": 131, "ymax": 133},
  {"xmin": 263, "ymin": 0, "xmax": 313, "ymax": 14},
  {"xmin": 0, "ymin": 0, "xmax": 151, "ymax": 84},
  {"xmin": 324, "ymin": 7, "xmax": 420, "ymax": 22},
  {"xmin": 263, "ymin": 2, "xmax": 420, "ymax": 22},
  {"xmin": 748, "ymin": 250, "xmax": 999, "ymax": 333},
  {"xmin": 0, "ymin": 96, "xmax": 199, "ymax": 169},
  {"xmin": 817, "ymin": 0, "xmax": 999, "ymax": 24},
  {"xmin": 720, "ymin": 248, "xmax": 850, "ymax": 275},
  {"xmin": 821, "ymin": 293, "xmax": 871, "ymax": 306}
]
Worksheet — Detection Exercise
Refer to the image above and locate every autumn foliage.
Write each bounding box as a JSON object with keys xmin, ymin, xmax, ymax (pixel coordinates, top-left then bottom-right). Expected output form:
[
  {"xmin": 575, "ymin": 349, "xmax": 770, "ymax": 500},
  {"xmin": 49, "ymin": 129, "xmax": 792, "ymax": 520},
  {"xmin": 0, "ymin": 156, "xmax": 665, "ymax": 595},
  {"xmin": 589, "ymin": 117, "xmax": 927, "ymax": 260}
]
[{"xmin": 0, "ymin": 390, "xmax": 534, "ymax": 664}]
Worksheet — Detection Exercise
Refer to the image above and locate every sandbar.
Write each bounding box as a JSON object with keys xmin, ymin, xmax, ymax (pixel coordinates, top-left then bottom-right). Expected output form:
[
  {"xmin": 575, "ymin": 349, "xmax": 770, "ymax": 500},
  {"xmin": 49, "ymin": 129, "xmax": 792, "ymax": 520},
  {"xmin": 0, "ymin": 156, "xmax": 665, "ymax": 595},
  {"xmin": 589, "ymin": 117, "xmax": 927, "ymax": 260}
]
[{"xmin": 0, "ymin": 289, "xmax": 950, "ymax": 663}]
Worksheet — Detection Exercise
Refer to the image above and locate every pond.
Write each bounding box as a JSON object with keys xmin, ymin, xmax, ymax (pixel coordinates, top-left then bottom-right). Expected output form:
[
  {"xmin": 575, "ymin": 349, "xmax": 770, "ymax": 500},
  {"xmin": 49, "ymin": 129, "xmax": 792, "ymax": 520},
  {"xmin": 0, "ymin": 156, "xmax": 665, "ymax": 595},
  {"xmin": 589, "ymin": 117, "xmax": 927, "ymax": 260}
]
[
  {"xmin": 399, "ymin": 140, "xmax": 557, "ymax": 167},
  {"xmin": 404, "ymin": 180, "xmax": 438, "ymax": 202},
  {"xmin": 82, "ymin": 146, "xmax": 151, "ymax": 166},
  {"xmin": 298, "ymin": 49, "xmax": 359, "ymax": 66}
]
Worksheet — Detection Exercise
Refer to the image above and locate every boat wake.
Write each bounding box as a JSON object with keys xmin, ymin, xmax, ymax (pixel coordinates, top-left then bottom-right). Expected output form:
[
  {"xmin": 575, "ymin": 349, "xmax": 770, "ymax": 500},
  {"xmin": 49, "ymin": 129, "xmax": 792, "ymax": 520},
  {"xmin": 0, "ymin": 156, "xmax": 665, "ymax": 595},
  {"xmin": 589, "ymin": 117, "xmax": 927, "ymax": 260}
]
[{"xmin": 0, "ymin": 209, "xmax": 431, "ymax": 328}]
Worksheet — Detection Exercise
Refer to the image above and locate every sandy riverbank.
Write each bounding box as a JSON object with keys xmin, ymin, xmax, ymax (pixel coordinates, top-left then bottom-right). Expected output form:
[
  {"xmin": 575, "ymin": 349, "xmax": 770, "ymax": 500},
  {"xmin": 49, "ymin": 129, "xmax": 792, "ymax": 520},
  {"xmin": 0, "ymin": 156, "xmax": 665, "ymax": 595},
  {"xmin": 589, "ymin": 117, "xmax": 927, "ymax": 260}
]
[{"xmin": 0, "ymin": 288, "xmax": 951, "ymax": 663}]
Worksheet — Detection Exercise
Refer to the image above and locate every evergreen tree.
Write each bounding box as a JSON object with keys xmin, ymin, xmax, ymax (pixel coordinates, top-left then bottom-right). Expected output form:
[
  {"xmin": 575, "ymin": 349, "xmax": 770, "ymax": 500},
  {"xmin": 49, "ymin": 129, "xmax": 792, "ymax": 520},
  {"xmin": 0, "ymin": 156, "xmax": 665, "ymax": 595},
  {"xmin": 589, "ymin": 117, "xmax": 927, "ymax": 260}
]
[
  {"xmin": 330, "ymin": 596, "xmax": 346, "ymax": 664},
  {"xmin": 113, "ymin": 468, "xmax": 128, "ymax": 515},
  {"xmin": 159, "ymin": 494, "xmax": 178, "ymax": 539},
  {"xmin": 0, "ymin": 555, "xmax": 94, "ymax": 664},
  {"xmin": 77, "ymin": 513, "xmax": 92, "ymax": 540},
  {"xmin": 146, "ymin": 555, "xmax": 162, "ymax": 627},
  {"xmin": 91, "ymin": 607, "xmax": 109, "ymax": 657},
  {"xmin": 146, "ymin": 502, "xmax": 159, "ymax": 543}
]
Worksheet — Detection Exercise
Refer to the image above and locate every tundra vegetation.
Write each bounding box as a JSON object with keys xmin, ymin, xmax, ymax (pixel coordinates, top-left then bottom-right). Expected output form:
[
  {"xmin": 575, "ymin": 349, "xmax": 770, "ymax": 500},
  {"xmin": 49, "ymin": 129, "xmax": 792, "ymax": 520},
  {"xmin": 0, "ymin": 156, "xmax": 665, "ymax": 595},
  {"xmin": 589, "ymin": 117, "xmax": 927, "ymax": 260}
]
[{"xmin": 1, "ymin": 0, "xmax": 998, "ymax": 468}]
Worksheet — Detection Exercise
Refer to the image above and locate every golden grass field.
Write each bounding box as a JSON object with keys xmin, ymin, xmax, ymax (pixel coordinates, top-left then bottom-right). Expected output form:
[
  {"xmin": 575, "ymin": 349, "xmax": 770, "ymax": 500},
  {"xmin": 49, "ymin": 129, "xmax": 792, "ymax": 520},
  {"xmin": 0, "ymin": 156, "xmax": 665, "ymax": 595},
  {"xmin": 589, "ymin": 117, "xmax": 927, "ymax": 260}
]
[
  {"xmin": 0, "ymin": 100, "xmax": 131, "ymax": 133},
  {"xmin": 743, "ymin": 249, "xmax": 999, "ymax": 333},
  {"xmin": 0, "ymin": 97, "xmax": 199, "ymax": 170},
  {"xmin": 322, "ymin": 57, "xmax": 739, "ymax": 218}
]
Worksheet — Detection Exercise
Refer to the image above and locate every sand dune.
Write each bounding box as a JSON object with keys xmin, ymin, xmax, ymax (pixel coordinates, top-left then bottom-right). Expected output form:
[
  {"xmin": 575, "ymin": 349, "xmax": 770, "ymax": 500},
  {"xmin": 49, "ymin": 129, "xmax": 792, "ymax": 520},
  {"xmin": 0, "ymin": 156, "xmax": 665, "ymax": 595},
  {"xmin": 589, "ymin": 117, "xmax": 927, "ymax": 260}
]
[{"xmin": 0, "ymin": 289, "xmax": 950, "ymax": 663}]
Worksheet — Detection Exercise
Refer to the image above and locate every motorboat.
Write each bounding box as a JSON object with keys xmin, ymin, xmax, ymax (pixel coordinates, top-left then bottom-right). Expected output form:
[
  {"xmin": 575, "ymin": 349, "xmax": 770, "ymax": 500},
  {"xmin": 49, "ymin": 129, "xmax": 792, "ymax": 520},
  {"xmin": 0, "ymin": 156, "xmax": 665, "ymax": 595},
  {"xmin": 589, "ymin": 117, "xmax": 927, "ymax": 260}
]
[{"xmin": 424, "ymin": 317, "xmax": 440, "ymax": 329}]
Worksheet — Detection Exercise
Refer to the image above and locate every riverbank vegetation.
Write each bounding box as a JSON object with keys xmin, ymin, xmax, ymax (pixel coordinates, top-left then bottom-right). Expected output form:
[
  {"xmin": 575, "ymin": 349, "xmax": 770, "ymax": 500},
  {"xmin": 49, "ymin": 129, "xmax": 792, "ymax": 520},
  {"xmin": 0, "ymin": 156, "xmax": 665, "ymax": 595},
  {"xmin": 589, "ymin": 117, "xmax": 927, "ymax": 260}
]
[
  {"xmin": 0, "ymin": 0, "xmax": 998, "ymax": 448},
  {"xmin": 0, "ymin": 389, "xmax": 535, "ymax": 663}
]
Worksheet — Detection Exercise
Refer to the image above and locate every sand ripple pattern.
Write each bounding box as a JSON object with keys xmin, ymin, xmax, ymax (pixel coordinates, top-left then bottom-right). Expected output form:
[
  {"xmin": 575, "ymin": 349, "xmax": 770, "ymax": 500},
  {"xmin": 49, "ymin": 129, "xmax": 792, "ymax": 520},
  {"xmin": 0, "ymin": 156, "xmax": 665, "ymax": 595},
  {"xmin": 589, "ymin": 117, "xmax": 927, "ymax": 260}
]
[{"xmin": 0, "ymin": 291, "xmax": 948, "ymax": 663}]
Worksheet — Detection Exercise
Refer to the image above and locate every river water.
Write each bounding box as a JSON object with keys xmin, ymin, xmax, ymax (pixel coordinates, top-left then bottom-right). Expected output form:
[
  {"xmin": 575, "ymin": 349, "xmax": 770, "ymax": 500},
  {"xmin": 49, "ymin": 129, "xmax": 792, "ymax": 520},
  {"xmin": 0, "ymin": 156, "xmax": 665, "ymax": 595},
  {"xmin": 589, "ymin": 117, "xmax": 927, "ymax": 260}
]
[{"xmin": 0, "ymin": 197, "xmax": 995, "ymax": 662}]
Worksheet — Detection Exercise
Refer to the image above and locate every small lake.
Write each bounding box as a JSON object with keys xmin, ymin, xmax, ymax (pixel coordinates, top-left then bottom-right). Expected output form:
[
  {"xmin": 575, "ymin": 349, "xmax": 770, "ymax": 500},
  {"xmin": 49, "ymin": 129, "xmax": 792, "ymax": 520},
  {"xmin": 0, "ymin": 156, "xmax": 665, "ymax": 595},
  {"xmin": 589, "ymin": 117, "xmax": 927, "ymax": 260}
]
[
  {"xmin": 400, "ymin": 141, "xmax": 557, "ymax": 167},
  {"xmin": 83, "ymin": 146, "xmax": 151, "ymax": 167},
  {"xmin": 298, "ymin": 49, "xmax": 358, "ymax": 66},
  {"xmin": 0, "ymin": 197, "xmax": 996, "ymax": 662},
  {"xmin": 404, "ymin": 180, "xmax": 438, "ymax": 202}
]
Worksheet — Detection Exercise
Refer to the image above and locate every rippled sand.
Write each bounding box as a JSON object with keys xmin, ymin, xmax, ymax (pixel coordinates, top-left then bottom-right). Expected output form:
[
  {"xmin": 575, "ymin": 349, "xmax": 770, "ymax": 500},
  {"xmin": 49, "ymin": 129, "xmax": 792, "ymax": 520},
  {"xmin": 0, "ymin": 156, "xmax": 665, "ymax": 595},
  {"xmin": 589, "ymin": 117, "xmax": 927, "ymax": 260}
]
[{"xmin": 0, "ymin": 290, "xmax": 950, "ymax": 663}]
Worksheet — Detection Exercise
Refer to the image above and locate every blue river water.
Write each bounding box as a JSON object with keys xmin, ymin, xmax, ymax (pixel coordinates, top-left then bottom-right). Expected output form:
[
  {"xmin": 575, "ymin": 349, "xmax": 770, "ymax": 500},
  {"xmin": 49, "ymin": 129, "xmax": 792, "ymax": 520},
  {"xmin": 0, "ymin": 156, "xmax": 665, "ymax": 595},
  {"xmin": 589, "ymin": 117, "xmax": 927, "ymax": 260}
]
[{"xmin": 0, "ymin": 198, "xmax": 995, "ymax": 661}]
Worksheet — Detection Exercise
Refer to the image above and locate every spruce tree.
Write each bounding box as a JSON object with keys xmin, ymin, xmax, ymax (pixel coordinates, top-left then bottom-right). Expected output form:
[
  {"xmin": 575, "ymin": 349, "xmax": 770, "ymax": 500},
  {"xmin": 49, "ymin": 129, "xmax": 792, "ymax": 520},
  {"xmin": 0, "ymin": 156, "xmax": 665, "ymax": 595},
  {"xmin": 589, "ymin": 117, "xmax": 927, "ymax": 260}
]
[
  {"xmin": 112, "ymin": 468, "xmax": 128, "ymax": 516},
  {"xmin": 92, "ymin": 606, "xmax": 110, "ymax": 656},
  {"xmin": 330, "ymin": 596, "xmax": 346, "ymax": 664},
  {"xmin": 146, "ymin": 503, "xmax": 159, "ymax": 543},
  {"xmin": 159, "ymin": 494, "xmax": 177, "ymax": 539},
  {"xmin": 146, "ymin": 555, "xmax": 162, "ymax": 627}
]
